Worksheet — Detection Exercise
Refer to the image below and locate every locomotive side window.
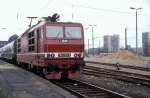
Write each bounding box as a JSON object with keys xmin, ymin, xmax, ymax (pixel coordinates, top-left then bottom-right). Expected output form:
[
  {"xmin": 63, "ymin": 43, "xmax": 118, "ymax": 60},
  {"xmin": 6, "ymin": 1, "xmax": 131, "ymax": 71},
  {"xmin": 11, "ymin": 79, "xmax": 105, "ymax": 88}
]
[
  {"xmin": 65, "ymin": 27, "xmax": 82, "ymax": 38},
  {"xmin": 31, "ymin": 38, "xmax": 34, "ymax": 44},
  {"xmin": 28, "ymin": 31, "xmax": 34, "ymax": 38},
  {"xmin": 46, "ymin": 26, "xmax": 63, "ymax": 38},
  {"xmin": 28, "ymin": 31, "xmax": 35, "ymax": 51}
]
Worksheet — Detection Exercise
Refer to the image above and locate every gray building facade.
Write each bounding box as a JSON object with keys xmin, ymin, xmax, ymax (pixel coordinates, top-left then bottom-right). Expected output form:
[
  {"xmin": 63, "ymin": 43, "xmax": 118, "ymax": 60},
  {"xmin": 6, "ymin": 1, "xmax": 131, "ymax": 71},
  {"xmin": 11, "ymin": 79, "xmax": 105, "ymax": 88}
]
[
  {"xmin": 103, "ymin": 34, "xmax": 119, "ymax": 53},
  {"xmin": 142, "ymin": 32, "xmax": 150, "ymax": 56}
]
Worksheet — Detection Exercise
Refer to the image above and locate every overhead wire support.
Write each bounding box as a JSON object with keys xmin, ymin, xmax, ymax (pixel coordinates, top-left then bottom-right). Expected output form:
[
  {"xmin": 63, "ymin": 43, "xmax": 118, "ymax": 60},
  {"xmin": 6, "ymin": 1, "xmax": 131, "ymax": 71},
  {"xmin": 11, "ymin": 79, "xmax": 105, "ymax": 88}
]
[
  {"xmin": 89, "ymin": 24, "xmax": 96, "ymax": 56},
  {"xmin": 26, "ymin": 17, "xmax": 38, "ymax": 28},
  {"xmin": 125, "ymin": 28, "xmax": 128, "ymax": 50}
]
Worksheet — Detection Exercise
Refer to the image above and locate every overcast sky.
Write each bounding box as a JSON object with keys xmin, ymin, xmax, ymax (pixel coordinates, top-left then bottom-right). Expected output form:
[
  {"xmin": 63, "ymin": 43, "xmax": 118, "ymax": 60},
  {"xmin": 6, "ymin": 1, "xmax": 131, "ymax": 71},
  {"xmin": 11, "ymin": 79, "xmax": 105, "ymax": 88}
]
[{"xmin": 0, "ymin": 0, "xmax": 150, "ymax": 48}]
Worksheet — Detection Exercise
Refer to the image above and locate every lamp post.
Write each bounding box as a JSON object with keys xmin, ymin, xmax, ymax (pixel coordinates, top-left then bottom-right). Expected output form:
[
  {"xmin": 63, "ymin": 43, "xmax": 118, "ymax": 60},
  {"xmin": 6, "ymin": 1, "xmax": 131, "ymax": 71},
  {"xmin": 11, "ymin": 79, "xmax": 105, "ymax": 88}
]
[
  {"xmin": 125, "ymin": 27, "xmax": 127, "ymax": 50},
  {"xmin": 84, "ymin": 27, "xmax": 89, "ymax": 55},
  {"xmin": 130, "ymin": 7, "xmax": 143, "ymax": 54},
  {"xmin": 89, "ymin": 25, "xmax": 96, "ymax": 56}
]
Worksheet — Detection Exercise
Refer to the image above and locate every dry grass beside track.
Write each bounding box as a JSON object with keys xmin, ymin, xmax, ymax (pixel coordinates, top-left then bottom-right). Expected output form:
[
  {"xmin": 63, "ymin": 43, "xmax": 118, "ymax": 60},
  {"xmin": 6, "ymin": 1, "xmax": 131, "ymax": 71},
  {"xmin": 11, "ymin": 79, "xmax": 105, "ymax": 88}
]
[{"xmin": 98, "ymin": 50, "xmax": 150, "ymax": 61}]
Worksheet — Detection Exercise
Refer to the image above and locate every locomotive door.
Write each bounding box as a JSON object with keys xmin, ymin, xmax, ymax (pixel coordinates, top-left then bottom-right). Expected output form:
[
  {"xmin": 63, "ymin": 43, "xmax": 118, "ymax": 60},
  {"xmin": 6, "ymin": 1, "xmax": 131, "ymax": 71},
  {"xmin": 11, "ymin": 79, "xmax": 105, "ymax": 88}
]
[
  {"xmin": 37, "ymin": 29, "xmax": 40, "ymax": 53},
  {"xmin": 37, "ymin": 29, "xmax": 40, "ymax": 63}
]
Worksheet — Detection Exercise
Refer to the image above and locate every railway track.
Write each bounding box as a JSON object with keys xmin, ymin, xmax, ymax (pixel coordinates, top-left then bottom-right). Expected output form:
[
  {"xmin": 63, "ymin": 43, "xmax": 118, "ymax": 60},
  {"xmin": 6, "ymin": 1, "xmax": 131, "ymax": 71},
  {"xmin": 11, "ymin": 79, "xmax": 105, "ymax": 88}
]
[
  {"xmin": 85, "ymin": 61, "xmax": 150, "ymax": 71},
  {"xmin": 83, "ymin": 66, "xmax": 150, "ymax": 86},
  {"xmin": 51, "ymin": 79, "xmax": 130, "ymax": 98}
]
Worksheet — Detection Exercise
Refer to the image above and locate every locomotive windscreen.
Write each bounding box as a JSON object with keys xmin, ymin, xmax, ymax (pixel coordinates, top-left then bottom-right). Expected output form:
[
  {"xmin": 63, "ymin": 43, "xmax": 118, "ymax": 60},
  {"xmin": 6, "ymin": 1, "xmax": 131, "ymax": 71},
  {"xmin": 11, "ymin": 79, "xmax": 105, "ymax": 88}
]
[
  {"xmin": 46, "ymin": 26, "xmax": 82, "ymax": 38},
  {"xmin": 46, "ymin": 26, "xmax": 63, "ymax": 38},
  {"xmin": 65, "ymin": 27, "xmax": 81, "ymax": 38}
]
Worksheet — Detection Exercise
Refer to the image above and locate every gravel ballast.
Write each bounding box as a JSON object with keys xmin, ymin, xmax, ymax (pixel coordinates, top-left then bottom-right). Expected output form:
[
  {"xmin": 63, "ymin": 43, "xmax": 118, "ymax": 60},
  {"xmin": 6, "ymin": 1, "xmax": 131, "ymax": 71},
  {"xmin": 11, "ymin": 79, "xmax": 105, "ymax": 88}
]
[{"xmin": 80, "ymin": 74, "xmax": 150, "ymax": 98}]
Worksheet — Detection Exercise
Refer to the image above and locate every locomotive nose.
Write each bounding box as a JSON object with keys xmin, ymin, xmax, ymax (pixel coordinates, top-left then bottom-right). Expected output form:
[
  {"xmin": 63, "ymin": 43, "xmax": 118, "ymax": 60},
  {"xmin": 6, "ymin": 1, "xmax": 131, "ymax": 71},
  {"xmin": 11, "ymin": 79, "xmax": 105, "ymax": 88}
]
[{"xmin": 48, "ymin": 62, "xmax": 60, "ymax": 72}]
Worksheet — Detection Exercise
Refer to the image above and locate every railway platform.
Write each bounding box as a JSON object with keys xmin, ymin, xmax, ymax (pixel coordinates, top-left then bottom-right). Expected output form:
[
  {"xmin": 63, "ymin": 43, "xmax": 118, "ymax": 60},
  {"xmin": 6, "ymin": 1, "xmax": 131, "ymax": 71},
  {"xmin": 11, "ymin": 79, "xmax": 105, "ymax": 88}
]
[{"xmin": 0, "ymin": 60, "xmax": 76, "ymax": 98}]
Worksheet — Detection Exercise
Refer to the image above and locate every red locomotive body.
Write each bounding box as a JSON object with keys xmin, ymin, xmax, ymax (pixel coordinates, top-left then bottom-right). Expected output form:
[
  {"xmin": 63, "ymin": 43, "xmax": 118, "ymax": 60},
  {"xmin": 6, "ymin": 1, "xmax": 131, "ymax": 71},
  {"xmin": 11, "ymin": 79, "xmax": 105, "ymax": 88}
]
[{"xmin": 17, "ymin": 21, "xmax": 84, "ymax": 79}]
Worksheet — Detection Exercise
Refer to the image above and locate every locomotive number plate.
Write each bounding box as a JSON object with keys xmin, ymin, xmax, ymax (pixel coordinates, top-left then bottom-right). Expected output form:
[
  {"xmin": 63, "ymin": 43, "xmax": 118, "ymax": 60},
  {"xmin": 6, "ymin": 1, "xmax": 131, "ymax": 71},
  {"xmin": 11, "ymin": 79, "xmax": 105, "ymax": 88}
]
[{"xmin": 58, "ymin": 53, "xmax": 71, "ymax": 57}]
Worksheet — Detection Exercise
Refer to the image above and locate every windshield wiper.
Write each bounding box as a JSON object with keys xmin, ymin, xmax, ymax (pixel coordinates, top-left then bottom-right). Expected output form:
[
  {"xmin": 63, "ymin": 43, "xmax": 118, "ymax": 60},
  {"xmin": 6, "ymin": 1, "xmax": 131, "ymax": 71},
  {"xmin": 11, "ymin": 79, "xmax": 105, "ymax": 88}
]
[
  {"xmin": 66, "ymin": 32, "xmax": 72, "ymax": 38},
  {"xmin": 56, "ymin": 32, "xmax": 61, "ymax": 38}
]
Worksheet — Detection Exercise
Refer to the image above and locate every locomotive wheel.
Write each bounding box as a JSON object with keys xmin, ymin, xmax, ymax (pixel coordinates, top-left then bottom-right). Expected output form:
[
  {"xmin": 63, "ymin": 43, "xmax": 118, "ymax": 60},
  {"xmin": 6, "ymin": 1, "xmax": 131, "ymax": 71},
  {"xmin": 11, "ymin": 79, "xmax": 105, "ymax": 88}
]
[{"xmin": 61, "ymin": 72, "xmax": 68, "ymax": 80}]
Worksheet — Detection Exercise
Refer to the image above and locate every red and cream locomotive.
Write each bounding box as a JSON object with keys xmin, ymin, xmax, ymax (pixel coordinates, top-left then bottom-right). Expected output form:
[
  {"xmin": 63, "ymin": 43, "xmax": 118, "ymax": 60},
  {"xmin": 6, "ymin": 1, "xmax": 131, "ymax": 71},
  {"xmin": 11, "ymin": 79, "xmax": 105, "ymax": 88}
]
[{"xmin": 16, "ymin": 14, "xmax": 85, "ymax": 79}]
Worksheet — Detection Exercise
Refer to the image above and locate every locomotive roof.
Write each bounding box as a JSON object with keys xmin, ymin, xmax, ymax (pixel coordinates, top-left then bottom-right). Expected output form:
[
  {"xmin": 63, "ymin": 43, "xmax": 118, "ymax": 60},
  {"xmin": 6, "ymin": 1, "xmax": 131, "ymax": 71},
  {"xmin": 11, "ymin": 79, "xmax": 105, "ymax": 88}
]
[
  {"xmin": 28, "ymin": 21, "xmax": 82, "ymax": 32},
  {"xmin": 18, "ymin": 21, "xmax": 82, "ymax": 39}
]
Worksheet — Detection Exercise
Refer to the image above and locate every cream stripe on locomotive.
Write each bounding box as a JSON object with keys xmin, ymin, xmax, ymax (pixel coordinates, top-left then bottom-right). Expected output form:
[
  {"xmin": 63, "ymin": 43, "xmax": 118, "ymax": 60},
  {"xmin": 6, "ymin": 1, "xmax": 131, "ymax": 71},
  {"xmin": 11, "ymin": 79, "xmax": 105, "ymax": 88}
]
[{"xmin": 17, "ymin": 52, "xmax": 84, "ymax": 58}]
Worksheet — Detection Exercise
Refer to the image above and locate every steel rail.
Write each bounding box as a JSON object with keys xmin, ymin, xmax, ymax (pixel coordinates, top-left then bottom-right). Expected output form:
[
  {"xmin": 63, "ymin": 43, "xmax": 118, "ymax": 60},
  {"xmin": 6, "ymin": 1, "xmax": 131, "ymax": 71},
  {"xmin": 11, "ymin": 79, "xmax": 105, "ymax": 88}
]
[
  {"xmin": 83, "ymin": 66, "xmax": 150, "ymax": 86},
  {"xmin": 85, "ymin": 61, "xmax": 150, "ymax": 71}
]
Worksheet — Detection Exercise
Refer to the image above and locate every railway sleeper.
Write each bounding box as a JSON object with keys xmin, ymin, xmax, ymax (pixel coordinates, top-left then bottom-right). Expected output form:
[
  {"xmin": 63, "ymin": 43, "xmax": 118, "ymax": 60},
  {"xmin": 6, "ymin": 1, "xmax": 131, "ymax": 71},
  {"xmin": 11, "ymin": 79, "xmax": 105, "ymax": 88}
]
[
  {"xmin": 72, "ymin": 90, "xmax": 101, "ymax": 94},
  {"xmin": 69, "ymin": 87, "xmax": 92, "ymax": 91},
  {"xmin": 74, "ymin": 90, "xmax": 101, "ymax": 93},
  {"xmin": 85, "ymin": 93, "xmax": 111, "ymax": 98},
  {"xmin": 81, "ymin": 92, "xmax": 108, "ymax": 95},
  {"xmin": 70, "ymin": 88, "xmax": 105, "ymax": 93},
  {"xmin": 65, "ymin": 84, "xmax": 84, "ymax": 87}
]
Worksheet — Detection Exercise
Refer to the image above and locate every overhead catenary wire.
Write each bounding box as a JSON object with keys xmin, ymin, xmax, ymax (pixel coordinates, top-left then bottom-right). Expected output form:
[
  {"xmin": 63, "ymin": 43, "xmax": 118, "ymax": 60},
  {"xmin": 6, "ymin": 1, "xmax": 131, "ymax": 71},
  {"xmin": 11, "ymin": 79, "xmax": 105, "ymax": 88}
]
[
  {"xmin": 60, "ymin": 0, "xmax": 150, "ymax": 16},
  {"xmin": 116, "ymin": 0, "xmax": 137, "ymax": 9},
  {"xmin": 60, "ymin": 0, "xmax": 133, "ymax": 15}
]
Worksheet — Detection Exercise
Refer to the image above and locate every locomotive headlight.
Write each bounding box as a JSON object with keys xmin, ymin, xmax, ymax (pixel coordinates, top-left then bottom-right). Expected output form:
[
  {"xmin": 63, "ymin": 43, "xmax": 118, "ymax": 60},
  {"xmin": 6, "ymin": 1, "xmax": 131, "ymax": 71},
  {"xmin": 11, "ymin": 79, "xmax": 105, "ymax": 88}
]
[
  {"xmin": 74, "ymin": 53, "xmax": 78, "ymax": 57},
  {"xmin": 74, "ymin": 53, "xmax": 81, "ymax": 58},
  {"xmin": 48, "ymin": 53, "xmax": 55, "ymax": 58}
]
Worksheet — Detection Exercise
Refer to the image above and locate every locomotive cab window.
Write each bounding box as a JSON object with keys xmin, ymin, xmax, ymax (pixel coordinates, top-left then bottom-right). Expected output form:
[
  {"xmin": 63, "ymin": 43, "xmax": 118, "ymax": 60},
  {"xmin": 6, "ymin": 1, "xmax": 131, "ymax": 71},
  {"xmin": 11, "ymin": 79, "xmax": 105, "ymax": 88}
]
[
  {"xmin": 46, "ymin": 26, "xmax": 63, "ymax": 38},
  {"xmin": 65, "ymin": 27, "xmax": 82, "ymax": 38}
]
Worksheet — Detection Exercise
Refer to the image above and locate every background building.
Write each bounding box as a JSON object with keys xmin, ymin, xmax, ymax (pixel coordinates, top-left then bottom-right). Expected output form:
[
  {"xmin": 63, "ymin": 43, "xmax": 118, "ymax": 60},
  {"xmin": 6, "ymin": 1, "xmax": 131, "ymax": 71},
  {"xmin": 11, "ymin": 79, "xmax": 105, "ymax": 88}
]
[
  {"xmin": 103, "ymin": 34, "xmax": 119, "ymax": 53},
  {"xmin": 104, "ymin": 35, "xmax": 112, "ymax": 52},
  {"xmin": 142, "ymin": 32, "xmax": 150, "ymax": 56}
]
